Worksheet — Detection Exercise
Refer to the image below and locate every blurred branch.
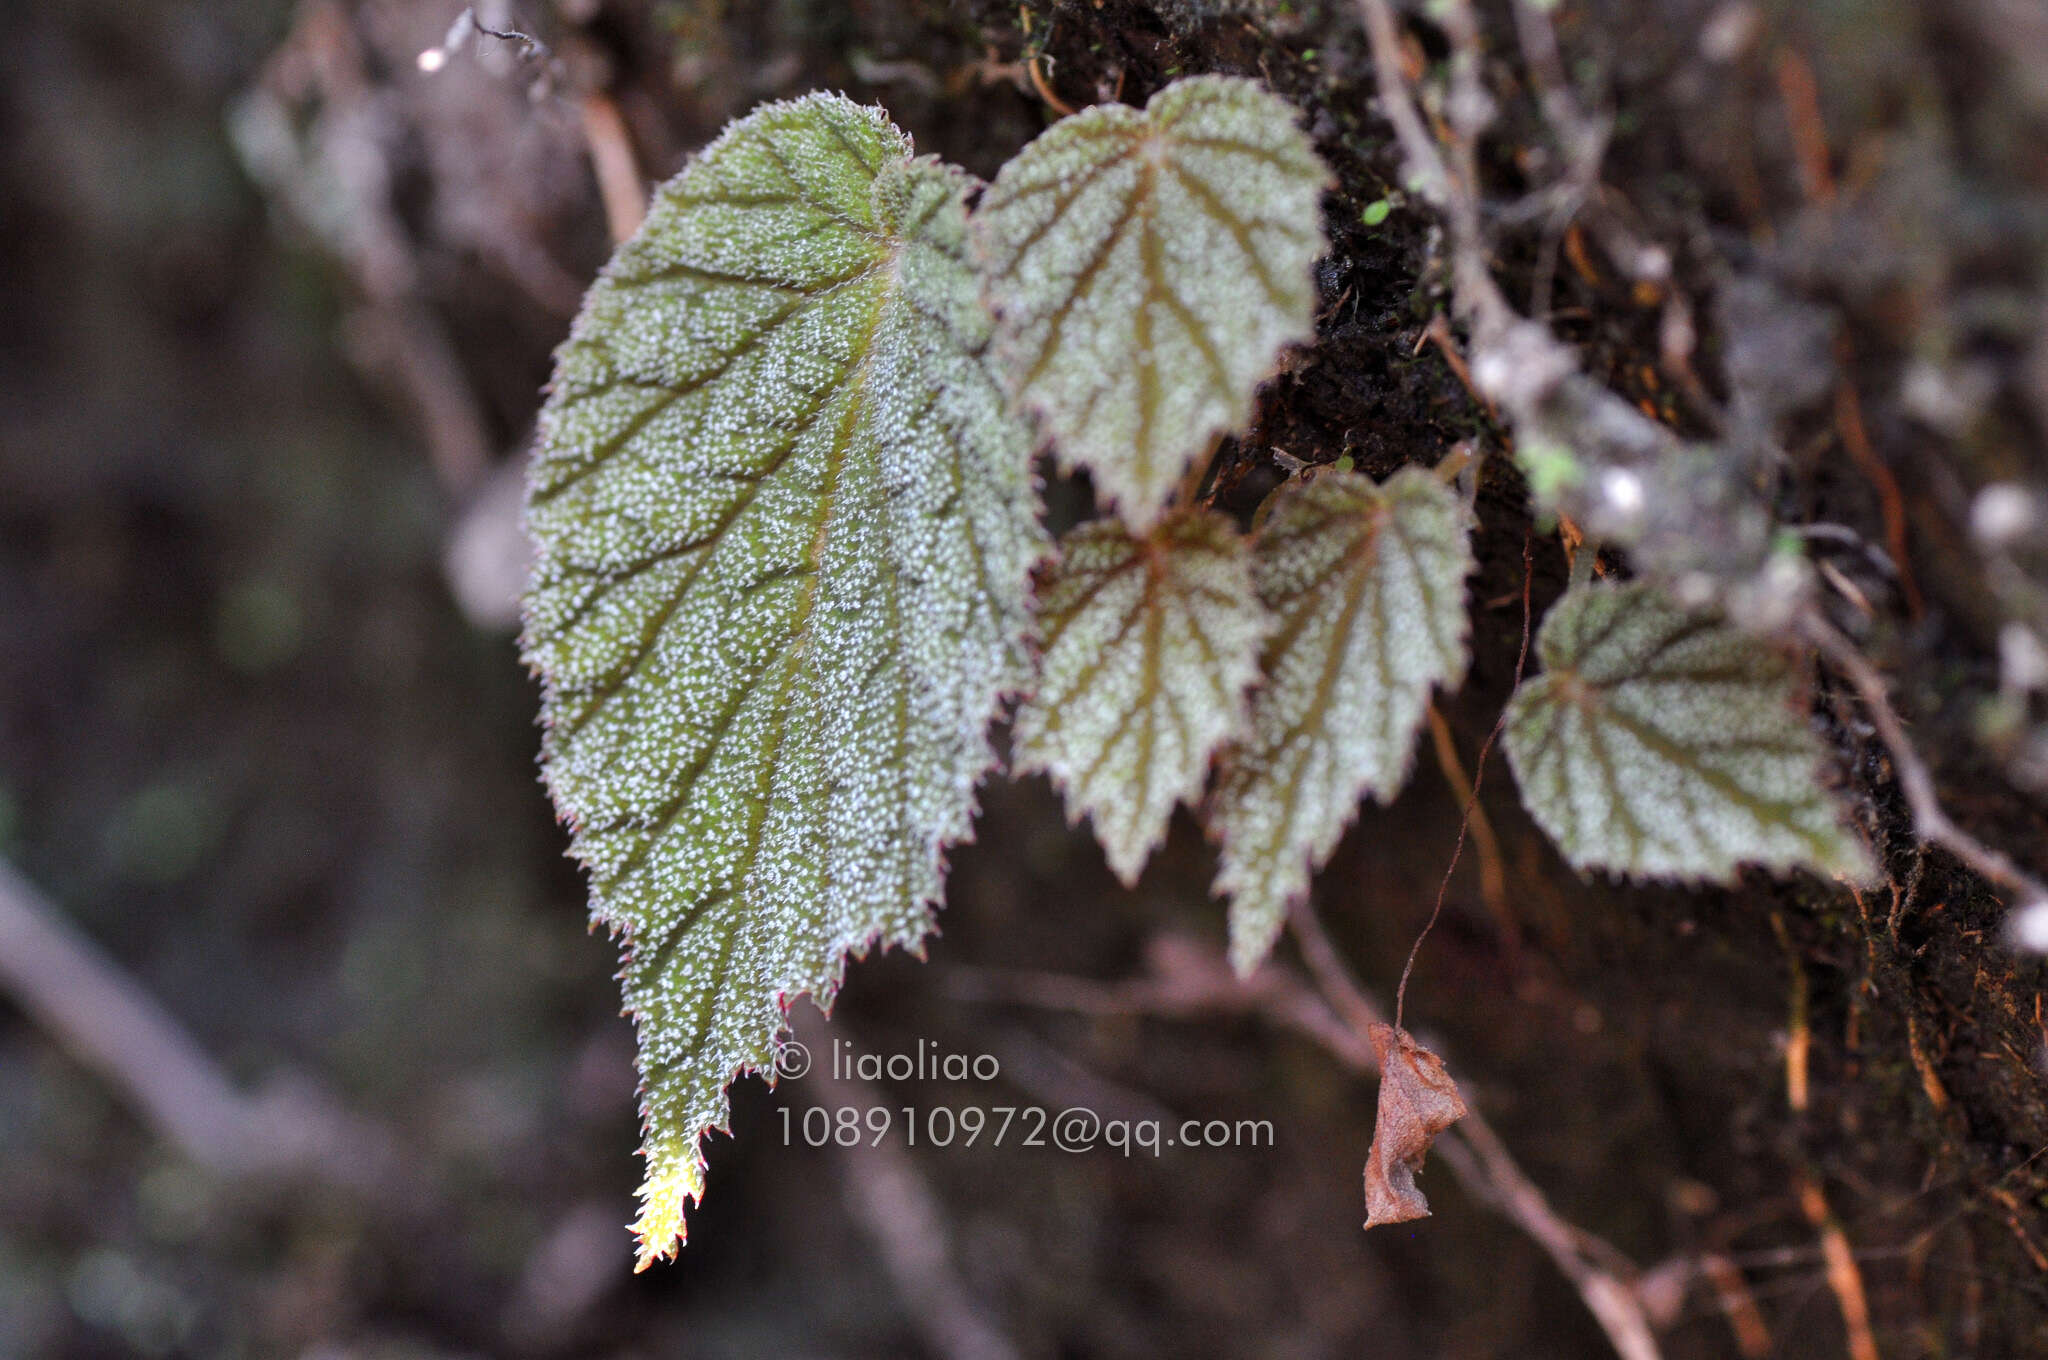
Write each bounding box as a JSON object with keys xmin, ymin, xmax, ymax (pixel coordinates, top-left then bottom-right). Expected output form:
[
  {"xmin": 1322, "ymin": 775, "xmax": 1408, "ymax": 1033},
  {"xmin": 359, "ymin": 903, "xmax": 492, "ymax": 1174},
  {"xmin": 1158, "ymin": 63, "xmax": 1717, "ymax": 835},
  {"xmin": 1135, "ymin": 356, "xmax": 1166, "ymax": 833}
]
[
  {"xmin": 337, "ymin": 305, "xmax": 495, "ymax": 496},
  {"xmin": 0, "ymin": 858, "xmax": 248, "ymax": 1172},
  {"xmin": 949, "ymin": 933, "xmax": 1373, "ymax": 1069},
  {"xmin": 1288, "ymin": 905, "xmax": 1665, "ymax": 1360},
  {"xmin": 579, "ymin": 91, "xmax": 645, "ymax": 245},
  {"xmin": 230, "ymin": 1, "xmax": 494, "ymax": 497},
  {"xmin": 1802, "ymin": 611, "xmax": 2048, "ymax": 906},
  {"xmin": 796, "ymin": 1018, "xmax": 1022, "ymax": 1360},
  {"xmin": 0, "ymin": 858, "xmax": 403, "ymax": 1194},
  {"xmin": 953, "ymin": 921, "xmax": 1665, "ymax": 1360}
]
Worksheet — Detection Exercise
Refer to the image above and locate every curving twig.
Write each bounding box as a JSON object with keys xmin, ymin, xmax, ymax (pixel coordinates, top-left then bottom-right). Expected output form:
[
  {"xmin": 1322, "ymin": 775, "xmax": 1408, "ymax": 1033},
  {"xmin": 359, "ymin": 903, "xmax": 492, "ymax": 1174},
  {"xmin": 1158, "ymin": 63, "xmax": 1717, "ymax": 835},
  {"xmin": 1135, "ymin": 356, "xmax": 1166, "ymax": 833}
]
[
  {"xmin": 579, "ymin": 92, "xmax": 646, "ymax": 246},
  {"xmin": 953, "ymin": 917, "xmax": 1665, "ymax": 1360},
  {"xmin": 1802, "ymin": 611, "xmax": 2048, "ymax": 907},
  {"xmin": 1289, "ymin": 905, "xmax": 1665, "ymax": 1360}
]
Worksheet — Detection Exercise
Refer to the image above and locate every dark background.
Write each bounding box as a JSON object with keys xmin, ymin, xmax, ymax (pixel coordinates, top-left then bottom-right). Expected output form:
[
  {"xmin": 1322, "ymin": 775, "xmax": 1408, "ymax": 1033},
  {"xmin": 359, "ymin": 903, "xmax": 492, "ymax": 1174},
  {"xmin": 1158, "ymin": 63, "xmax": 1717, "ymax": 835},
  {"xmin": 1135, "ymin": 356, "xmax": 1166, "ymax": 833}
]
[{"xmin": 3, "ymin": 1, "xmax": 2045, "ymax": 1356}]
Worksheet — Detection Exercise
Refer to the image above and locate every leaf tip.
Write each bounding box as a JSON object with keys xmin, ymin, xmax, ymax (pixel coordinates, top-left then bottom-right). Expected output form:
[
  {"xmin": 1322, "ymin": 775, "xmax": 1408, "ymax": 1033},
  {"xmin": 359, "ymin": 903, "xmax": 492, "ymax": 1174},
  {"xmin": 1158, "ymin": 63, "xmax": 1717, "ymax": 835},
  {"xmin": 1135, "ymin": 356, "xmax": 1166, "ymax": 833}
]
[
  {"xmin": 1224, "ymin": 893, "xmax": 1288, "ymax": 979},
  {"xmin": 630, "ymin": 1152, "xmax": 706, "ymax": 1271}
]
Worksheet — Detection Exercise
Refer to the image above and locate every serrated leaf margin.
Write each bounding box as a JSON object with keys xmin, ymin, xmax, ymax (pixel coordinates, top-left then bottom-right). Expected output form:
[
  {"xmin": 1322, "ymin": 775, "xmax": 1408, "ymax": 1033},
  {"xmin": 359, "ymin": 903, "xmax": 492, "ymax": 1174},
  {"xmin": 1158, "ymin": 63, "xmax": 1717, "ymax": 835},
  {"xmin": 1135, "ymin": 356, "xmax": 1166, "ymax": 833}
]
[
  {"xmin": 972, "ymin": 74, "xmax": 1330, "ymax": 529},
  {"xmin": 1210, "ymin": 468, "xmax": 1476, "ymax": 975},
  {"xmin": 1015, "ymin": 509, "xmax": 1268, "ymax": 884},
  {"xmin": 1501, "ymin": 579, "xmax": 1874, "ymax": 885},
  {"xmin": 519, "ymin": 94, "xmax": 1045, "ymax": 1266}
]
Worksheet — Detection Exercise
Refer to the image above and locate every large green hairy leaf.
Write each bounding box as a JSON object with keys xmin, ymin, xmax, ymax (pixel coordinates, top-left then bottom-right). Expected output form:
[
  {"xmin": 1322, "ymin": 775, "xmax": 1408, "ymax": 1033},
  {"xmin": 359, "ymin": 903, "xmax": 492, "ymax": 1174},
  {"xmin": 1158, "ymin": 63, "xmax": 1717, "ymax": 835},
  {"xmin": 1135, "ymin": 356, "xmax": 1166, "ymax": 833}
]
[
  {"xmin": 521, "ymin": 94, "xmax": 1044, "ymax": 1267},
  {"xmin": 973, "ymin": 75, "xmax": 1329, "ymax": 529},
  {"xmin": 1502, "ymin": 580, "xmax": 1872, "ymax": 883},
  {"xmin": 1211, "ymin": 469, "xmax": 1475, "ymax": 976},
  {"xmin": 1015, "ymin": 510, "xmax": 1267, "ymax": 884}
]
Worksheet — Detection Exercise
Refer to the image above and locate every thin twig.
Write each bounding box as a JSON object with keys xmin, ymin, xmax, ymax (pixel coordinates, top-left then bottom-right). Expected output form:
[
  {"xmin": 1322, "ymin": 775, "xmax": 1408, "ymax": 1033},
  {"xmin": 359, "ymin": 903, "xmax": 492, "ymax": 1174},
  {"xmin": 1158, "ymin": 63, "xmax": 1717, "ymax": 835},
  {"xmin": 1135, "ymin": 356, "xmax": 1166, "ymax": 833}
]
[
  {"xmin": 1831, "ymin": 352, "xmax": 1924, "ymax": 618},
  {"xmin": 1801, "ymin": 610, "xmax": 2048, "ymax": 907},
  {"xmin": 1452, "ymin": 1111, "xmax": 1665, "ymax": 1360},
  {"xmin": 948, "ymin": 935, "xmax": 1374, "ymax": 1071},
  {"xmin": 1699, "ymin": 1252, "xmax": 1774, "ymax": 1357},
  {"xmin": 967, "ymin": 916, "xmax": 1665, "ymax": 1360},
  {"xmin": 473, "ymin": 21, "xmax": 547, "ymax": 59},
  {"xmin": 1396, "ymin": 531, "xmax": 1534, "ymax": 1025},
  {"xmin": 1026, "ymin": 53, "xmax": 1077, "ymax": 117},
  {"xmin": 1290, "ymin": 903, "xmax": 1664, "ymax": 1360},
  {"xmin": 1797, "ymin": 1175, "xmax": 1881, "ymax": 1360},
  {"xmin": 1423, "ymin": 702, "xmax": 1512, "ymax": 936},
  {"xmin": 1768, "ymin": 912, "xmax": 1812, "ymax": 1114},
  {"xmin": 1507, "ymin": 0, "xmax": 1610, "ymax": 322}
]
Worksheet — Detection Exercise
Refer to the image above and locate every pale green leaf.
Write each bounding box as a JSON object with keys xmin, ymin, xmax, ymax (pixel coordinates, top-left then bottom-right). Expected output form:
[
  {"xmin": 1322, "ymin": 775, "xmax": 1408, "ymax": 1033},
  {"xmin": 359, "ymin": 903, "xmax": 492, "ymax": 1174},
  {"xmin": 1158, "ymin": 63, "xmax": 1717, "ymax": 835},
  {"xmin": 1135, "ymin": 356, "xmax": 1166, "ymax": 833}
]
[
  {"xmin": 973, "ymin": 75, "xmax": 1329, "ymax": 529},
  {"xmin": 1211, "ymin": 469, "xmax": 1475, "ymax": 975},
  {"xmin": 520, "ymin": 94, "xmax": 1044, "ymax": 1267},
  {"xmin": 1015, "ymin": 510, "xmax": 1267, "ymax": 884},
  {"xmin": 1502, "ymin": 580, "xmax": 1873, "ymax": 883}
]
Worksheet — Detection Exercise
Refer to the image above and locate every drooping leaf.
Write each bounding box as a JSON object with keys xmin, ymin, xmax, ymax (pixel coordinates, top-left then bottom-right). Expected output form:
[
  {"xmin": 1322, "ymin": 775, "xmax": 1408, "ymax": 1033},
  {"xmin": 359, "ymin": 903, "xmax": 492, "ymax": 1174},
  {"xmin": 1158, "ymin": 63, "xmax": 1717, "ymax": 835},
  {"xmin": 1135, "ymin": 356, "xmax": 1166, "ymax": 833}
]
[
  {"xmin": 1211, "ymin": 469, "xmax": 1475, "ymax": 976},
  {"xmin": 1363, "ymin": 1023, "xmax": 1469, "ymax": 1228},
  {"xmin": 1501, "ymin": 580, "xmax": 1872, "ymax": 883},
  {"xmin": 520, "ymin": 94, "xmax": 1044, "ymax": 1267},
  {"xmin": 972, "ymin": 75, "xmax": 1329, "ymax": 529},
  {"xmin": 1015, "ymin": 510, "xmax": 1267, "ymax": 884}
]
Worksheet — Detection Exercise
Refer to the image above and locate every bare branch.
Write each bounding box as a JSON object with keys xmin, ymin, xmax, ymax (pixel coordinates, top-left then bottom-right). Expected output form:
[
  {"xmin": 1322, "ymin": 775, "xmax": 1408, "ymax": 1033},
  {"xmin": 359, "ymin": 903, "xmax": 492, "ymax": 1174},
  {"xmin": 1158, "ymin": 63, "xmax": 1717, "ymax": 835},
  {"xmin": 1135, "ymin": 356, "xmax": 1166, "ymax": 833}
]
[
  {"xmin": 0, "ymin": 858, "xmax": 403, "ymax": 1194},
  {"xmin": 1289, "ymin": 904, "xmax": 1664, "ymax": 1360},
  {"xmin": 955, "ymin": 921, "xmax": 1666, "ymax": 1360},
  {"xmin": 794, "ymin": 1018, "xmax": 1022, "ymax": 1360},
  {"xmin": 947, "ymin": 934, "xmax": 1375, "ymax": 1070},
  {"xmin": 1286, "ymin": 897, "xmax": 1387, "ymax": 1038},
  {"xmin": 1802, "ymin": 610, "xmax": 2048, "ymax": 906}
]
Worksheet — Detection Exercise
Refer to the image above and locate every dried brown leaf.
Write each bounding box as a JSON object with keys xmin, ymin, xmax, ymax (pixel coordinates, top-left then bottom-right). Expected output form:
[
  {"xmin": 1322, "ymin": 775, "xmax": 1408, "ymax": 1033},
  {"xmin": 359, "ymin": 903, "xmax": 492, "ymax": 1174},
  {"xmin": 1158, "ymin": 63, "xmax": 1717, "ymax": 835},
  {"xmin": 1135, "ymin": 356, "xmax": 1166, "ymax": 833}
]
[{"xmin": 1363, "ymin": 1022, "xmax": 1469, "ymax": 1228}]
